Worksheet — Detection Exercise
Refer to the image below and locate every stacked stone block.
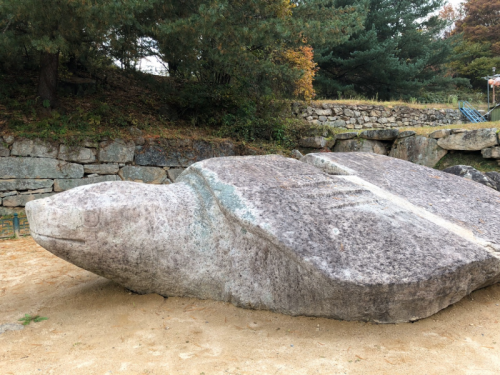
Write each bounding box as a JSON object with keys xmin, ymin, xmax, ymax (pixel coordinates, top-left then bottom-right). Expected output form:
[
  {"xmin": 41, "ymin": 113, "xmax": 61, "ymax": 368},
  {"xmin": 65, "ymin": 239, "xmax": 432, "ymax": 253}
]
[
  {"xmin": 0, "ymin": 131, "xmax": 238, "ymax": 215},
  {"xmin": 297, "ymin": 128, "xmax": 500, "ymax": 174},
  {"xmin": 292, "ymin": 102, "xmax": 464, "ymax": 129}
]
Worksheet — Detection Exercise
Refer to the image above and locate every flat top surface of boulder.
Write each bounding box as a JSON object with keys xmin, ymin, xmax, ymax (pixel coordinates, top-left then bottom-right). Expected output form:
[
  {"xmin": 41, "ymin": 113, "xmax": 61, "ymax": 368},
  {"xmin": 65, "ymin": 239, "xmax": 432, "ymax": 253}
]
[
  {"xmin": 302, "ymin": 152, "xmax": 500, "ymax": 247},
  {"xmin": 183, "ymin": 156, "xmax": 494, "ymax": 284}
]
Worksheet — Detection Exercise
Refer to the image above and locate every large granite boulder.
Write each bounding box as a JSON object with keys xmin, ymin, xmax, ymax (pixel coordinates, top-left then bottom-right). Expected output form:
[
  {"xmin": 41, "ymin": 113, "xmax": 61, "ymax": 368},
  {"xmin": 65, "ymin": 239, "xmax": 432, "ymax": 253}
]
[
  {"xmin": 485, "ymin": 172, "xmax": 500, "ymax": 191},
  {"xmin": 302, "ymin": 152, "xmax": 500, "ymax": 314},
  {"xmin": 437, "ymin": 128, "xmax": 498, "ymax": 150},
  {"xmin": 26, "ymin": 155, "xmax": 500, "ymax": 323},
  {"xmin": 333, "ymin": 138, "xmax": 388, "ymax": 155},
  {"xmin": 389, "ymin": 135, "xmax": 447, "ymax": 168},
  {"xmin": 442, "ymin": 165, "xmax": 498, "ymax": 191},
  {"xmin": 26, "ymin": 153, "xmax": 500, "ymax": 323}
]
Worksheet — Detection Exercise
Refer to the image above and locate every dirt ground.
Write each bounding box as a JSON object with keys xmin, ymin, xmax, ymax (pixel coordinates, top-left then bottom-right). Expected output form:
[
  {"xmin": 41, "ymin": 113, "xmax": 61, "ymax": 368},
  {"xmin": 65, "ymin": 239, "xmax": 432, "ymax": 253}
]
[{"xmin": 1, "ymin": 238, "xmax": 500, "ymax": 375}]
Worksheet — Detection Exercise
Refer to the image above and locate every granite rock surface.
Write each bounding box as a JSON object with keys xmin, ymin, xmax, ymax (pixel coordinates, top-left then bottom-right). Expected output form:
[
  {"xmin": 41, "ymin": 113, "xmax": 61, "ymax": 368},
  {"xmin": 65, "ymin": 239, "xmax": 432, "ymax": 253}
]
[
  {"xmin": 437, "ymin": 128, "xmax": 498, "ymax": 150},
  {"xmin": 0, "ymin": 179, "xmax": 54, "ymax": 191},
  {"xmin": 98, "ymin": 139, "xmax": 135, "ymax": 163},
  {"xmin": 485, "ymin": 172, "xmax": 500, "ymax": 191},
  {"xmin": 299, "ymin": 137, "xmax": 326, "ymax": 148},
  {"xmin": 4, "ymin": 192, "xmax": 56, "ymax": 207},
  {"xmin": 118, "ymin": 166, "xmax": 167, "ymax": 184},
  {"xmin": 58, "ymin": 145, "xmax": 96, "ymax": 164},
  {"xmin": 11, "ymin": 138, "xmax": 58, "ymax": 158},
  {"xmin": 333, "ymin": 138, "xmax": 388, "ymax": 155},
  {"xmin": 83, "ymin": 164, "xmax": 120, "ymax": 175},
  {"xmin": 27, "ymin": 154, "xmax": 500, "ymax": 323},
  {"xmin": 481, "ymin": 147, "xmax": 500, "ymax": 159},
  {"xmin": 389, "ymin": 135, "xmax": 447, "ymax": 167},
  {"xmin": 0, "ymin": 157, "xmax": 84, "ymax": 179},
  {"xmin": 302, "ymin": 152, "xmax": 500, "ymax": 249},
  {"xmin": 54, "ymin": 175, "xmax": 120, "ymax": 192},
  {"xmin": 443, "ymin": 165, "xmax": 498, "ymax": 191},
  {"xmin": 359, "ymin": 129, "xmax": 399, "ymax": 140},
  {"xmin": 335, "ymin": 132, "xmax": 357, "ymax": 140}
]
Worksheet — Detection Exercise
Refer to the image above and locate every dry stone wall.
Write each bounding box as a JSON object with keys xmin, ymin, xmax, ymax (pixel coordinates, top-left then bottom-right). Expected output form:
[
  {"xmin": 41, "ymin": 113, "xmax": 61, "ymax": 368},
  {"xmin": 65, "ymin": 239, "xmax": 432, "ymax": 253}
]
[
  {"xmin": 0, "ymin": 131, "xmax": 242, "ymax": 215},
  {"xmin": 296, "ymin": 127, "xmax": 500, "ymax": 174},
  {"xmin": 292, "ymin": 102, "xmax": 464, "ymax": 129}
]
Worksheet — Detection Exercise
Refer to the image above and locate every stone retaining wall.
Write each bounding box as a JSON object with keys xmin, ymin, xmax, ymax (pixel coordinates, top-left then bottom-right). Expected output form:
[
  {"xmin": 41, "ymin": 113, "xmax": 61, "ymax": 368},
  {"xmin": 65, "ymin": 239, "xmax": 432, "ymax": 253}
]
[
  {"xmin": 292, "ymin": 102, "xmax": 464, "ymax": 129},
  {"xmin": 297, "ymin": 127, "xmax": 500, "ymax": 172},
  {"xmin": 0, "ymin": 131, "xmax": 243, "ymax": 215}
]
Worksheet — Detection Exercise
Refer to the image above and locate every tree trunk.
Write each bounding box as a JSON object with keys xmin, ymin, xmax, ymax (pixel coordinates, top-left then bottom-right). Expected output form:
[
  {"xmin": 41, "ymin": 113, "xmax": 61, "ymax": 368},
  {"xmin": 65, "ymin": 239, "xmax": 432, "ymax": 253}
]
[
  {"xmin": 38, "ymin": 52, "xmax": 59, "ymax": 107},
  {"xmin": 67, "ymin": 54, "xmax": 78, "ymax": 74}
]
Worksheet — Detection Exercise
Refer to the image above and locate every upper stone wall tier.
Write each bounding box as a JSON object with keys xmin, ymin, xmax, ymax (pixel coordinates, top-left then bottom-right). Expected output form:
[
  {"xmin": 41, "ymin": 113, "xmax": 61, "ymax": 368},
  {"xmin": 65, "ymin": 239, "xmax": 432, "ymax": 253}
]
[
  {"xmin": 292, "ymin": 102, "xmax": 464, "ymax": 129},
  {"xmin": 0, "ymin": 131, "xmax": 255, "ymax": 212}
]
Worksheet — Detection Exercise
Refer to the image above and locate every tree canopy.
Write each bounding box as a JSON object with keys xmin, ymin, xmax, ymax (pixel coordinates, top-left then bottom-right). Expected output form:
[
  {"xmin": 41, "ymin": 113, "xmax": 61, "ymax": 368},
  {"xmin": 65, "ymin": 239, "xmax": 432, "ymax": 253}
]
[
  {"xmin": 446, "ymin": 0, "xmax": 500, "ymax": 89},
  {"xmin": 455, "ymin": 0, "xmax": 500, "ymax": 55},
  {"xmin": 0, "ymin": 0, "xmax": 366, "ymax": 112},
  {"xmin": 313, "ymin": 0, "xmax": 457, "ymax": 100}
]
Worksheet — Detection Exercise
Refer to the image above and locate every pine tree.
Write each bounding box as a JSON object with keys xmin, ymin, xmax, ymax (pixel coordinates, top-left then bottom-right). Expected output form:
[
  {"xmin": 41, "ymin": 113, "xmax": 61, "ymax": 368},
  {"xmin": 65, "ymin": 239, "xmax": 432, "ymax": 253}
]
[
  {"xmin": 152, "ymin": 0, "xmax": 365, "ymax": 94},
  {"xmin": 0, "ymin": 0, "xmax": 152, "ymax": 107},
  {"xmin": 152, "ymin": 0, "xmax": 366, "ymax": 119},
  {"xmin": 314, "ymin": 0, "xmax": 455, "ymax": 100},
  {"xmin": 1, "ymin": 0, "xmax": 368, "ymax": 125}
]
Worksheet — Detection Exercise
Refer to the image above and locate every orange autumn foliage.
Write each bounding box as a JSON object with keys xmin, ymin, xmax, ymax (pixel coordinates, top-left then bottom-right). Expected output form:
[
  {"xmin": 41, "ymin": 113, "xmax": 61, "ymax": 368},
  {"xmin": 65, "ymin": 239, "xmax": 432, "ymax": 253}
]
[{"xmin": 283, "ymin": 46, "xmax": 318, "ymax": 101}]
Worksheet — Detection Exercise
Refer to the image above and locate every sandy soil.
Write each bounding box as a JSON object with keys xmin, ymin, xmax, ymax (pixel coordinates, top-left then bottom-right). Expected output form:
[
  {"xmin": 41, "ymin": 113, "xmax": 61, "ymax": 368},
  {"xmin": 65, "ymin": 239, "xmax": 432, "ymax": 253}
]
[{"xmin": 1, "ymin": 238, "xmax": 500, "ymax": 375}]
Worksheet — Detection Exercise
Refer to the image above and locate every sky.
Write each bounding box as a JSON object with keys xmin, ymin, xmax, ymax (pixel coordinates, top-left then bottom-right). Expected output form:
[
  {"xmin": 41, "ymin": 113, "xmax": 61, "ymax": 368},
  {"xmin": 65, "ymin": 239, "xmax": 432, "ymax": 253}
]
[{"xmin": 447, "ymin": 0, "xmax": 464, "ymax": 7}]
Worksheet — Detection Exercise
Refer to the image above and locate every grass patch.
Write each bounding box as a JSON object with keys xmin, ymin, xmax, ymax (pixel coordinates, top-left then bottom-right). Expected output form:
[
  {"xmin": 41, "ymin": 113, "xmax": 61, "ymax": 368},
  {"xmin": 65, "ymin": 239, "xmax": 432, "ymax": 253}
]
[
  {"xmin": 326, "ymin": 122, "xmax": 500, "ymax": 138},
  {"xmin": 0, "ymin": 69, "xmax": 308, "ymax": 155},
  {"xmin": 18, "ymin": 314, "xmax": 48, "ymax": 325},
  {"xmin": 404, "ymin": 122, "xmax": 500, "ymax": 136},
  {"xmin": 435, "ymin": 151, "xmax": 499, "ymax": 173},
  {"xmin": 310, "ymin": 99, "xmax": 489, "ymax": 111}
]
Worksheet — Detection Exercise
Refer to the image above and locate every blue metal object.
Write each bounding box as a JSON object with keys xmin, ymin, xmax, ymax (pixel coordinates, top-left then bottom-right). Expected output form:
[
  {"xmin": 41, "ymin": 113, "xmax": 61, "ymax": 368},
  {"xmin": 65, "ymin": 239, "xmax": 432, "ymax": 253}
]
[
  {"xmin": 0, "ymin": 214, "xmax": 30, "ymax": 238},
  {"xmin": 0, "ymin": 216, "xmax": 13, "ymax": 238},
  {"xmin": 19, "ymin": 215, "xmax": 29, "ymax": 235},
  {"xmin": 13, "ymin": 213, "xmax": 20, "ymax": 237},
  {"xmin": 459, "ymin": 101, "xmax": 487, "ymax": 123}
]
